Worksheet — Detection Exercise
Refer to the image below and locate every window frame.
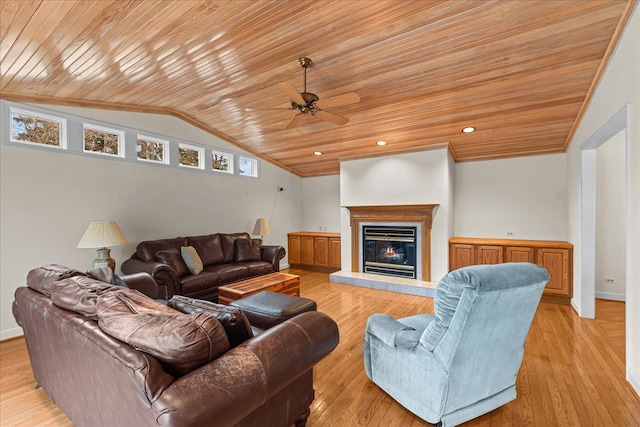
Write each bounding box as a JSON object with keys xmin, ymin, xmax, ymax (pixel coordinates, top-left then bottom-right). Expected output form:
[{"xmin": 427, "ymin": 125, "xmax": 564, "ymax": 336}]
[
  {"xmin": 136, "ymin": 134, "xmax": 170, "ymax": 165},
  {"xmin": 82, "ymin": 123, "xmax": 125, "ymax": 158},
  {"xmin": 178, "ymin": 142, "xmax": 205, "ymax": 170},
  {"xmin": 238, "ymin": 155, "xmax": 259, "ymax": 178},
  {"xmin": 211, "ymin": 149, "xmax": 234, "ymax": 174},
  {"xmin": 9, "ymin": 107, "xmax": 67, "ymax": 150}
]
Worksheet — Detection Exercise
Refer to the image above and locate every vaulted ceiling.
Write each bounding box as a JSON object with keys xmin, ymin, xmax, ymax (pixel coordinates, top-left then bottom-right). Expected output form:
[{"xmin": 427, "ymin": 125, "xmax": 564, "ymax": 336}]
[{"xmin": 0, "ymin": 1, "xmax": 634, "ymax": 177}]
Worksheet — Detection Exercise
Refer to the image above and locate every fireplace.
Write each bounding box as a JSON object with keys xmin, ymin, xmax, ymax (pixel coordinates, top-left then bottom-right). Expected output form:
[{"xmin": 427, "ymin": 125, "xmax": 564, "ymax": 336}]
[
  {"xmin": 363, "ymin": 226, "xmax": 417, "ymax": 278},
  {"xmin": 345, "ymin": 204, "xmax": 438, "ymax": 281}
]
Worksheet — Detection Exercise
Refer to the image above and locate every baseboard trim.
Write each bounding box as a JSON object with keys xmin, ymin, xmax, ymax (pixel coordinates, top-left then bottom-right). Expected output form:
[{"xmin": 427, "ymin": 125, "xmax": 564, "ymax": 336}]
[
  {"xmin": 595, "ymin": 291, "xmax": 626, "ymax": 301},
  {"xmin": 629, "ymin": 369, "xmax": 640, "ymax": 398},
  {"xmin": 1, "ymin": 327, "xmax": 24, "ymax": 342}
]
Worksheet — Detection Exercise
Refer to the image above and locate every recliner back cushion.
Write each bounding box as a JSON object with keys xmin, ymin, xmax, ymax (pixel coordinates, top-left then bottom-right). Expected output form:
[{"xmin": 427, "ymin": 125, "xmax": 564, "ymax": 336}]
[
  {"xmin": 168, "ymin": 295, "xmax": 253, "ymax": 348},
  {"xmin": 97, "ymin": 288, "xmax": 230, "ymax": 376},
  {"xmin": 187, "ymin": 234, "xmax": 224, "ymax": 266},
  {"xmin": 219, "ymin": 233, "xmax": 251, "ymax": 263},
  {"xmin": 136, "ymin": 237, "xmax": 188, "ymax": 261}
]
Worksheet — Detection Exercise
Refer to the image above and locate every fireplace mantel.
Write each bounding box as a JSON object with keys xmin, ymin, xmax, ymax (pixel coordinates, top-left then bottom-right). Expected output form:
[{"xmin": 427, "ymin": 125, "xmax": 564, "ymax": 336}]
[{"xmin": 345, "ymin": 204, "xmax": 439, "ymax": 281}]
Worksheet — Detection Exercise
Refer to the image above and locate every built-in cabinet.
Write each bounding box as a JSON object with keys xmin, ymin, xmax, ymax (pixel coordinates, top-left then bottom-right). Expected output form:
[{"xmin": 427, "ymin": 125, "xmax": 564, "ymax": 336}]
[
  {"xmin": 449, "ymin": 237, "xmax": 573, "ymax": 304},
  {"xmin": 288, "ymin": 232, "xmax": 341, "ymax": 271}
]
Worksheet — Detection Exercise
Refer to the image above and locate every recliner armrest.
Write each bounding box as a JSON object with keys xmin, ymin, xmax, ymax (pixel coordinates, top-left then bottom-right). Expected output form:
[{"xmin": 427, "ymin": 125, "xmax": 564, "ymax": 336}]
[
  {"xmin": 365, "ymin": 313, "xmax": 423, "ymax": 350},
  {"xmin": 153, "ymin": 311, "xmax": 339, "ymax": 427}
]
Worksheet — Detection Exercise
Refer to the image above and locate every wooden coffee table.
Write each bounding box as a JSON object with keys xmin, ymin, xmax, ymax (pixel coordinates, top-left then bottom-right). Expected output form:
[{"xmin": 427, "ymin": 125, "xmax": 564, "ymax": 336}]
[{"xmin": 218, "ymin": 272, "xmax": 301, "ymax": 304}]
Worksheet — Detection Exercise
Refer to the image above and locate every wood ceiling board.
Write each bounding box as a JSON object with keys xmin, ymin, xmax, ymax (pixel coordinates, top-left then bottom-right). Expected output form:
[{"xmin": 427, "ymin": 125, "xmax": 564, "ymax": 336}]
[{"xmin": 0, "ymin": 0, "xmax": 632, "ymax": 176}]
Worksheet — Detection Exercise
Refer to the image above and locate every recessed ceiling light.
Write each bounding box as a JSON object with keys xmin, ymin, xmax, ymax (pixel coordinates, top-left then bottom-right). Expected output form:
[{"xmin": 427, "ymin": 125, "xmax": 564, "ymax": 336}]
[
  {"xmin": 462, "ymin": 126, "xmax": 476, "ymax": 133},
  {"xmin": 313, "ymin": 151, "xmax": 322, "ymax": 156},
  {"xmin": 376, "ymin": 141, "xmax": 387, "ymax": 146}
]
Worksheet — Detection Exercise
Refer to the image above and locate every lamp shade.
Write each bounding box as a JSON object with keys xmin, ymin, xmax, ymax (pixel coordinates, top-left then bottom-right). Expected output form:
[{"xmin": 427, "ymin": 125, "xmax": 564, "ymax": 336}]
[
  {"xmin": 252, "ymin": 218, "xmax": 271, "ymax": 237},
  {"xmin": 77, "ymin": 221, "xmax": 128, "ymax": 248}
]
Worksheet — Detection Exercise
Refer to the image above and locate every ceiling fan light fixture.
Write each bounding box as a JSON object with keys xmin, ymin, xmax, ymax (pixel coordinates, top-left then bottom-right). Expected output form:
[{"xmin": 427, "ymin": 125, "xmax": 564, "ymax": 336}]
[
  {"xmin": 313, "ymin": 151, "xmax": 323, "ymax": 156},
  {"xmin": 462, "ymin": 126, "xmax": 476, "ymax": 133},
  {"xmin": 376, "ymin": 140, "xmax": 387, "ymax": 146}
]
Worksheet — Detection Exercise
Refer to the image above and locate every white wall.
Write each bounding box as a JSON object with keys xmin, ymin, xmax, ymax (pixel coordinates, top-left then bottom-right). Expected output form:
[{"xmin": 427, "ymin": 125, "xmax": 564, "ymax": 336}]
[
  {"xmin": 339, "ymin": 148, "xmax": 453, "ymax": 280},
  {"xmin": 0, "ymin": 104, "xmax": 303, "ymax": 339},
  {"xmin": 596, "ymin": 133, "xmax": 627, "ymax": 299},
  {"xmin": 301, "ymin": 175, "xmax": 341, "ymax": 232},
  {"xmin": 454, "ymin": 154, "xmax": 567, "ymax": 240},
  {"xmin": 566, "ymin": 6, "xmax": 639, "ymax": 393}
]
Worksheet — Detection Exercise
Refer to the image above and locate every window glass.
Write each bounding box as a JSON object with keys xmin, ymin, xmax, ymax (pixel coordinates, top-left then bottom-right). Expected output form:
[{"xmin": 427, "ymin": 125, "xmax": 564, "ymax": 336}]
[
  {"xmin": 212, "ymin": 150, "xmax": 233, "ymax": 173},
  {"xmin": 238, "ymin": 156, "xmax": 258, "ymax": 177},
  {"xmin": 137, "ymin": 135, "xmax": 168, "ymax": 164},
  {"xmin": 179, "ymin": 143, "xmax": 203, "ymax": 168},
  {"xmin": 83, "ymin": 124, "xmax": 123, "ymax": 157},
  {"xmin": 10, "ymin": 109, "xmax": 66, "ymax": 149}
]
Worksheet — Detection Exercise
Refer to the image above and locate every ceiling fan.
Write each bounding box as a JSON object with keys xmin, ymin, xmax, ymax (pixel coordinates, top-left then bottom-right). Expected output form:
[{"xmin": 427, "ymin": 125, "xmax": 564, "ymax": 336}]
[{"xmin": 252, "ymin": 57, "xmax": 360, "ymax": 129}]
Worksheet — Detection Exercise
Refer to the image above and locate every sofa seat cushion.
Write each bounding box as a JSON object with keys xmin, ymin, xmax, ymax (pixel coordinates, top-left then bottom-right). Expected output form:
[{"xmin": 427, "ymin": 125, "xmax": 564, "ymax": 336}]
[
  {"xmin": 136, "ymin": 237, "xmax": 188, "ymax": 261},
  {"xmin": 168, "ymin": 295, "xmax": 253, "ymax": 348},
  {"xmin": 238, "ymin": 261, "xmax": 274, "ymax": 277},
  {"xmin": 187, "ymin": 234, "xmax": 224, "ymax": 266},
  {"xmin": 180, "ymin": 271, "xmax": 221, "ymax": 294},
  {"xmin": 97, "ymin": 288, "xmax": 230, "ymax": 376},
  {"xmin": 204, "ymin": 264, "xmax": 249, "ymax": 284},
  {"xmin": 50, "ymin": 276, "xmax": 115, "ymax": 320}
]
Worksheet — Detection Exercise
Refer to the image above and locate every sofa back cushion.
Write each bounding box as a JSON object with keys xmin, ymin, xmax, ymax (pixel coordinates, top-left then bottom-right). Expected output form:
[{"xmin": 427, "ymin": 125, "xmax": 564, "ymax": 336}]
[
  {"xmin": 97, "ymin": 288, "xmax": 230, "ymax": 376},
  {"xmin": 220, "ymin": 233, "xmax": 251, "ymax": 263},
  {"xmin": 136, "ymin": 237, "xmax": 188, "ymax": 261},
  {"xmin": 26, "ymin": 264, "xmax": 85, "ymax": 296},
  {"xmin": 50, "ymin": 276, "xmax": 115, "ymax": 320},
  {"xmin": 235, "ymin": 238, "xmax": 262, "ymax": 262},
  {"xmin": 168, "ymin": 295, "xmax": 253, "ymax": 348},
  {"xmin": 156, "ymin": 248, "xmax": 190, "ymax": 277},
  {"xmin": 187, "ymin": 234, "xmax": 224, "ymax": 266}
]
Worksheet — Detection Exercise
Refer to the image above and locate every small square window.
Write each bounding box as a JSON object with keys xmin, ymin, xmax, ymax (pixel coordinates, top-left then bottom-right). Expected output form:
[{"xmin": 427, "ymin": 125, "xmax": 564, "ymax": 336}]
[
  {"xmin": 137, "ymin": 135, "xmax": 169, "ymax": 164},
  {"xmin": 83, "ymin": 124, "xmax": 124, "ymax": 157},
  {"xmin": 238, "ymin": 156, "xmax": 258, "ymax": 177},
  {"xmin": 10, "ymin": 108, "xmax": 66, "ymax": 149},
  {"xmin": 178, "ymin": 143, "xmax": 204, "ymax": 169},
  {"xmin": 211, "ymin": 150, "xmax": 234, "ymax": 174}
]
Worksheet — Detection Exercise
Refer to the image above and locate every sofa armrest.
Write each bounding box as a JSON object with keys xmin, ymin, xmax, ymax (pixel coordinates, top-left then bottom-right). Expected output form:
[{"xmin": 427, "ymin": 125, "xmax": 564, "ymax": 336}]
[
  {"xmin": 152, "ymin": 311, "xmax": 339, "ymax": 427},
  {"xmin": 121, "ymin": 258, "xmax": 180, "ymax": 300},
  {"xmin": 120, "ymin": 272, "xmax": 165, "ymax": 300},
  {"xmin": 260, "ymin": 245, "xmax": 286, "ymax": 271}
]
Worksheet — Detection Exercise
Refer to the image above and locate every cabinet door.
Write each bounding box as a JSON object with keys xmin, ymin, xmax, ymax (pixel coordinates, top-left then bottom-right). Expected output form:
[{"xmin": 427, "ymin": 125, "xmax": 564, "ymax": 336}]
[
  {"xmin": 315, "ymin": 237, "xmax": 329, "ymax": 267},
  {"xmin": 301, "ymin": 236, "xmax": 315, "ymax": 265},
  {"xmin": 506, "ymin": 246, "xmax": 535, "ymax": 263},
  {"xmin": 476, "ymin": 245, "xmax": 503, "ymax": 265},
  {"xmin": 449, "ymin": 244, "xmax": 475, "ymax": 271},
  {"xmin": 329, "ymin": 237, "xmax": 341, "ymax": 269},
  {"xmin": 288, "ymin": 236, "xmax": 301, "ymax": 264},
  {"xmin": 537, "ymin": 248, "xmax": 570, "ymax": 296}
]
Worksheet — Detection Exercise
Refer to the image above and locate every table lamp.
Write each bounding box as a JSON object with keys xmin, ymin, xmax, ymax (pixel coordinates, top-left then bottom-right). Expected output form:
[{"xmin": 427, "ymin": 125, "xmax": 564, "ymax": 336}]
[
  {"xmin": 252, "ymin": 218, "xmax": 271, "ymax": 241},
  {"xmin": 77, "ymin": 220, "xmax": 128, "ymax": 271}
]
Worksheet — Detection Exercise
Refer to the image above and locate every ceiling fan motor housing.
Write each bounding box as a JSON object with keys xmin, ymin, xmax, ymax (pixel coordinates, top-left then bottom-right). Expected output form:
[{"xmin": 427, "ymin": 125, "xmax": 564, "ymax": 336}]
[{"xmin": 292, "ymin": 92, "xmax": 320, "ymax": 112}]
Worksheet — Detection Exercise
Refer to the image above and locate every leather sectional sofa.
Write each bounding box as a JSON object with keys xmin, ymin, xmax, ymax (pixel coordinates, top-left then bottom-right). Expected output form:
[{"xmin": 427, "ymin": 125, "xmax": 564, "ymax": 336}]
[
  {"xmin": 13, "ymin": 264, "xmax": 339, "ymax": 427},
  {"xmin": 121, "ymin": 232, "xmax": 286, "ymax": 302}
]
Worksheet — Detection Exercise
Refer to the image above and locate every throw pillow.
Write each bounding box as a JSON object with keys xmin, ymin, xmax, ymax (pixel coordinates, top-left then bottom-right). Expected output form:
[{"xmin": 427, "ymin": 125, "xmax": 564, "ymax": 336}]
[
  {"xmin": 181, "ymin": 246, "xmax": 204, "ymax": 275},
  {"xmin": 168, "ymin": 295, "xmax": 253, "ymax": 348},
  {"xmin": 155, "ymin": 248, "xmax": 190, "ymax": 277},
  {"xmin": 97, "ymin": 288, "xmax": 230, "ymax": 376},
  {"xmin": 187, "ymin": 234, "xmax": 224, "ymax": 266},
  {"xmin": 235, "ymin": 238, "xmax": 262, "ymax": 262}
]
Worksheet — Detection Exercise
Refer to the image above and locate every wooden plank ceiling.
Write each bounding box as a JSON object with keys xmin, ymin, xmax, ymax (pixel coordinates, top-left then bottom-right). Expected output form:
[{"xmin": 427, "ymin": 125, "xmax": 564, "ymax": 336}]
[{"xmin": 0, "ymin": 0, "xmax": 634, "ymax": 177}]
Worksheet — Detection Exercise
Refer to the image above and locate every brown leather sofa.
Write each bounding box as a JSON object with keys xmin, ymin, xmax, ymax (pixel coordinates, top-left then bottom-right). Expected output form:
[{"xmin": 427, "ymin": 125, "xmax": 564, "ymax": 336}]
[
  {"xmin": 13, "ymin": 265, "xmax": 339, "ymax": 427},
  {"xmin": 121, "ymin": 232, "xmax": 286, "ymax": 302}
]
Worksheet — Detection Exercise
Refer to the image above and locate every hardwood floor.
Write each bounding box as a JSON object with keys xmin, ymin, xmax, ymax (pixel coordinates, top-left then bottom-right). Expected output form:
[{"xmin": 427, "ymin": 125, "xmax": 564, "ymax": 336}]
[{"xmin": 1, "ymin": 268, "xmax": 639, "ymax": 426}]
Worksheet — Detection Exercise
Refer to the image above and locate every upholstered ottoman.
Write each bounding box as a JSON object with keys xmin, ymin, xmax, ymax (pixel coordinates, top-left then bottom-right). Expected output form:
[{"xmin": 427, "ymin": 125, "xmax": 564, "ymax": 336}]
[{"xmin": 229, "ymin": 291, "xmax": 317, "ymax": 333}]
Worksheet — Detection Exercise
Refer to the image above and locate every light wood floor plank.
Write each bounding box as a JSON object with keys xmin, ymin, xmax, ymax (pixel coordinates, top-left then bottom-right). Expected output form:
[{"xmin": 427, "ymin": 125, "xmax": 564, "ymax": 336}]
[{"xmin": 1, "ymin": 269, "xmax": 639, "ymax": 426}]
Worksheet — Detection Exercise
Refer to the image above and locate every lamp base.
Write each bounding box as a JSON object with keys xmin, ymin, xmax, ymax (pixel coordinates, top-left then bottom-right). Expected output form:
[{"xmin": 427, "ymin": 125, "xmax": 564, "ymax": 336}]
[{"xmin": 93, "ymin": 247, "xmax": 115, "ymax": 272}]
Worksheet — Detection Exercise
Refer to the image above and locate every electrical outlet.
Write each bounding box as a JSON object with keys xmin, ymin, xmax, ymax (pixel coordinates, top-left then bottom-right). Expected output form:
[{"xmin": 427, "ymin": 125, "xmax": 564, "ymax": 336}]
[
  {"xmin": 604, "ymin": 278, "xmax": 616, "ymax": 284},
  {"xmin": 506, "ymin": 231, "xmax": 515, "ymax": 236}
]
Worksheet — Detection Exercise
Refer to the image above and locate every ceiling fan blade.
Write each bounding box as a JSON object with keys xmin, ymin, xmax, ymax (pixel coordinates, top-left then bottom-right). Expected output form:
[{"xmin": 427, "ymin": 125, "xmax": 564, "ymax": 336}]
[
  {"xmin": 315, "ymin": 110, "xmax": 349, "ymax": 126},
  {"xmin": 245, "ymin": 107, "xmax": 292, "ymax": 112},
  {"xmin": 285, "ymin": 113, "xmax": 303, "ymax": 129},
  {"xmin": 314, "ymin": 92, "xmax": 360, "ymax": 109},
  {"xmin": 277, "ymin": 83, "xmax": 306, "ymax": 105}
]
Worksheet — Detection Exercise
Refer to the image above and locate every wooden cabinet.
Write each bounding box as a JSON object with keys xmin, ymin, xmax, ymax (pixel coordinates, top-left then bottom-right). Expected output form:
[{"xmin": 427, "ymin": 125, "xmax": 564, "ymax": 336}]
[
  {"xmin": 449, "ymin": 237, "xmax": 573, "ymax": 304},
  {"xmin": 288, "ymin": 232, "xmax": 341, "ymax": 271}
]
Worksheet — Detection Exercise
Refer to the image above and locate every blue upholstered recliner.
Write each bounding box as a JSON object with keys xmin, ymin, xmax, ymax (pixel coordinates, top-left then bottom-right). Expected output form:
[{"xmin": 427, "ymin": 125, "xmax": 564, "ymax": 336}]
[{"xmin": 363, "ymin": 262, "xmax": 550, "ymax": 426}]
